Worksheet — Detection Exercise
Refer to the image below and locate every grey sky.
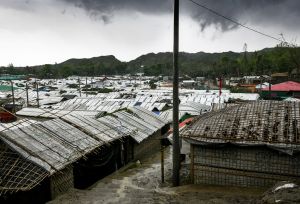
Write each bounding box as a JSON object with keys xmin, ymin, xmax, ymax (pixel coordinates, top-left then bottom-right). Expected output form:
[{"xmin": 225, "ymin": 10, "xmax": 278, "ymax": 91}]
[{"xmin": 0, "ymin": 0, "xmax": 299, "ymax": 66}]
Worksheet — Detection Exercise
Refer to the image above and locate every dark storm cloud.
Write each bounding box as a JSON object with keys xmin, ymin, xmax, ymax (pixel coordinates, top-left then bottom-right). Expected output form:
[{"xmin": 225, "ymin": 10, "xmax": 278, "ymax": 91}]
[
  {"xmin": 63, "ymin": 0, "xmax": 173, "ymax": 14},
  {"xmin": 61, "ymin": 0, "xmax": 300, "ymax": 31},
  {"xmin": 62, "ymin": 0, "xmax": 173, "ymax": 24},
  {"xmin": 2, "ymin": 0, "xmax": 300, "ymax": 31},
  {"xmin": 185, "ymin": 0, "xmax": 300, "ymax": 31}
]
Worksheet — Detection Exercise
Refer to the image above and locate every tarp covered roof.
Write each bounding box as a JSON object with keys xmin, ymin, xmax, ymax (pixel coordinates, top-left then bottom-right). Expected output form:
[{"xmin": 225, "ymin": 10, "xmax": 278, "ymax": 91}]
[
  {"xmin": 0, "ymin": 119, "xmax": 100, "ymax": 174},
  {"xmin": 0, "ymin": 118, "xmax": 102, "ymax": 195},
  {"xmin": 61, "ymin": 114, "xmax": 127, "ymax": 143},
  {"xmin": 16, "ymin": 108, "xmax": 100, "ymax": 118},
  {"xmin": 262, "ymin": 81, "xmax": 300, "ymax": 92}
]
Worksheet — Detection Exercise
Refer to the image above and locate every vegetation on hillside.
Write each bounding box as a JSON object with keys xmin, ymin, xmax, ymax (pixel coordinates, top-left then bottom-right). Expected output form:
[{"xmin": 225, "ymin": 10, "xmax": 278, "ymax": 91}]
[{"xmin": 1, "ymin": 45, "xmax": 299, "ymax": 79}]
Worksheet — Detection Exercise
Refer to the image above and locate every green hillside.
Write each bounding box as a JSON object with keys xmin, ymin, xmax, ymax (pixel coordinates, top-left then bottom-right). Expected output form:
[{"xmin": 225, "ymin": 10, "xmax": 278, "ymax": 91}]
[{"xmin": 2, "ymin": 46, "xmax": 299, "ymax": 78}]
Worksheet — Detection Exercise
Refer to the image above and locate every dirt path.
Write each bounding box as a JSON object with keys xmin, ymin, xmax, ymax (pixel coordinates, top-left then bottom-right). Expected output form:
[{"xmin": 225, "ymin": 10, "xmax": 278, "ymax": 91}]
[{"xmin": 48, "ymin": 147, "xmax": 264, "ymax": 204}]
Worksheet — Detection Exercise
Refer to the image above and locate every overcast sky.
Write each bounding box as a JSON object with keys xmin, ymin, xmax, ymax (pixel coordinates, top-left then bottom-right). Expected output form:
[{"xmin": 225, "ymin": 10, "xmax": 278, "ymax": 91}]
[{"xmin": 0, "ymin": 0, "xmax": 299, "ymax": 66}]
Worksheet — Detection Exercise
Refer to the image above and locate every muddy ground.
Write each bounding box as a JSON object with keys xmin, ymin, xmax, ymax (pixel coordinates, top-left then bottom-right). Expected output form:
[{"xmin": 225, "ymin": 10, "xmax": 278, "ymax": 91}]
[{"xmin": 48, "ymin": 146, "xmax": 267, "ymax": 204}]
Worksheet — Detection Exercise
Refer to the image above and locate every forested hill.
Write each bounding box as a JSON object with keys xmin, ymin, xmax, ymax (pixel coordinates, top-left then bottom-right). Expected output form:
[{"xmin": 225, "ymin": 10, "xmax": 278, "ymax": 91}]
[
  {"xmin": 127, "ymin": 51, "xmax": 241, "ymax": 76},
  {"xmin": 3, "ymin": 46, "xmax": 300, "ymax": 78}
]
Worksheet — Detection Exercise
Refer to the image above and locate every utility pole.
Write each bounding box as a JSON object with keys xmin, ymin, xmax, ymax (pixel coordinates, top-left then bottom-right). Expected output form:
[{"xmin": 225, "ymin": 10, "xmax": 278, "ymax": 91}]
[
  {"xmin": 86, "ymin": 77, "xmax": 88, "ymax": 97},
  {"xmin": 36, "ymin": 80, "xmax": 40, "ymax": 108},
  {"xmin": 172, "ymin": 0, "xmax": 180, "ymax": 187},
  {"xmin": 10, "ymin": 80, "xmax": 15, "ymax": 113},
  {"xmin": 269, "ymin": 79, "xmax": 272, "ymax": 100},
  {"xmin": 161, "ymin": 143, "xmax": 165, "ymax": 183},
  {"xmin": 78, "ymin": 77, "xmax": 82, "ymax": 97},
  {"xmin": 219, "ymin": 76, "xmax": 222, "ymax": 104},
  {"xmin": 26, "ymin": 83, "xmax": 29, "ymax": 107}
]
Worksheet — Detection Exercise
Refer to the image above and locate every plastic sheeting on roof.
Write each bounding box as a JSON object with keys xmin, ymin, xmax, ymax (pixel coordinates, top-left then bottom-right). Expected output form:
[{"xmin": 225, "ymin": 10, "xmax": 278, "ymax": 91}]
[
  {"xmin": 114, "ymin": 111, "xmax": 157, "ymax": 140},
  {"xmin": 179, "ymin": 102, "xmax": 211, "ymax": 115},
  {"xmin": 128, "ymin": 106, "xmax": 167, "ymax": 129},
  {"xmin": 98, "ymin": 115, "xmax": 145, "ymax": 143},
  {"xmin": 61, "ymin": 114, "xmax": 126, "ymax": 143},
  {"xmin": 0, "ymin": 119, "xmax": 37, "ymax": 132},
  {"xmin": 159, "ymin": 110, "xmax": 186, "ymax": 124},
  {"xmin": 52, "ymin": 96, "xmax": 168, "ymax": 113},
  {"xmin": 228, "ymin": 93, "xmax": 260, "ymax": 101},
  {"xmin": 16, "ymin": 108, "xmax": 100, "ymax": 118},
  {"xmin": 159, "ymin": 102, "xmax": 211, "ymax": 123},
  {"xmin": 95, "ymin": 108, "xmax": 165, "ymax": 144},
  {"xmin": 0, "ymin": 118, "xmax": 100, "ymax": 174},
  {"xmin": 262, "ymin": 81, "xmax": 300, "ymax": 92},
  {"xmin": 284, "ymin": 97, "xmax": 300, "ymax": 102}
]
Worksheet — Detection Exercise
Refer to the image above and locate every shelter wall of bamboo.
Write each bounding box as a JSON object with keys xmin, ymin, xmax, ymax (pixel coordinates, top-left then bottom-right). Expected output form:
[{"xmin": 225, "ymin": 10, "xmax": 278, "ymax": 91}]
[
  {"xmin": 134, "ymin": 131, "xmax": 161, "ymax": 160},
  {"xmin": 191, "ymin": 144, "xmax": 300, "ymax": 187},
  {"xmin": 50, "ymin": 166, "xmax": 74, "ymax": 199}
]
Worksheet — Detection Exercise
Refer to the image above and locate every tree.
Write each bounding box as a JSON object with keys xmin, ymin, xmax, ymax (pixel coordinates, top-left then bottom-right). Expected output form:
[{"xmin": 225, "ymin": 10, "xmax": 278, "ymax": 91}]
[
  {"xmin": 277, "ymin": 34, "xmax": 300, "ymax": 76},
  {"xmin": 39, "ymin": 64, "xmax": 54, "ymax": 78},
  {"xmin": 149, "ymin": 80, "xmax": 157, "ymax": 89},
  {"xmin": 7, "ymin": 63, "xmax": 16, "ymax": 75}
]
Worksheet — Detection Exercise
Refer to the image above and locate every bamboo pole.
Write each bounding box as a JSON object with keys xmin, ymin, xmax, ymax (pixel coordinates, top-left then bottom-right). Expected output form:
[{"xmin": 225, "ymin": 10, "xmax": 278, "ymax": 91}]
[{"xmin": 161, "ymin": 144, "xmax": 165, "ymax": 183}]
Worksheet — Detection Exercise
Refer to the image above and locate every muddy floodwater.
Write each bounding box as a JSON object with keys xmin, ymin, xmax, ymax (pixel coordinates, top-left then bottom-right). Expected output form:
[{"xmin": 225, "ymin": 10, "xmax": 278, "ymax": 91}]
[{"xmin": 48, "ymin": 147, "xmax": 265, "ymax": 204}]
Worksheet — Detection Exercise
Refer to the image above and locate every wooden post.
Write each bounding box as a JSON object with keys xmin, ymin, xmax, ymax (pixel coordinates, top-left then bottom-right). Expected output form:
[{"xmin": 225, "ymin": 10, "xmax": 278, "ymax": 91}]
[
  {"xmin": 268, "ymin": 79, "xmax": 272, "ymax": 100},
  {"xmin": 86, "ymin": 77, "xmax": 88, "ymax": 97},
  {"xmin": 78, "ymin": 77, "xmax": 81, "ymax": 97},
  {"xmin": 190, "ymin": 144, "xmax": 195, "ymax": 183},
  {"xmin": 26, "ymin": 83, "xmax": 29, "ymax": 107},
  {"xmin": 36, "ymin": 81, "xmax": 40, "ymax": 108},
  {"xmin": 161, "ymin": 144, "xmax": 165, "ymax": 183},
  {"xmin": 10, "ymin": 80, "xmax": 15, "ymax": 113},
  {"xmin": 260, "ymin": 76, "xmax": 263, "ymax": 94}
]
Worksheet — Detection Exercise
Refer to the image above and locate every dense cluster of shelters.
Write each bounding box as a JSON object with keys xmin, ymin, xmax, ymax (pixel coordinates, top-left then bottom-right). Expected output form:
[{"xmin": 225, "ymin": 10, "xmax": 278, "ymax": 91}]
[{"xmin": 0, "ymin": 75, "xmax": 270, "ymax": 203}]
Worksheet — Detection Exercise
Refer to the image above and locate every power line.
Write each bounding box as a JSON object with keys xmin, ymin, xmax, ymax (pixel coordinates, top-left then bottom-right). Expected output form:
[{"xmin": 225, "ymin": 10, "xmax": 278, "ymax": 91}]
[{"xmin": 186, "ymin": 0, "xmax": 287, "ymax": 44}]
